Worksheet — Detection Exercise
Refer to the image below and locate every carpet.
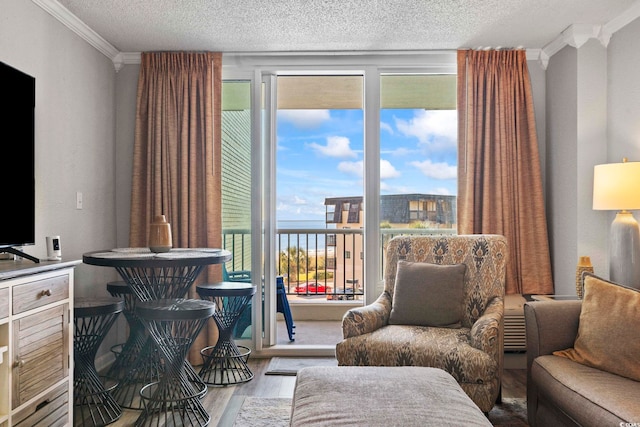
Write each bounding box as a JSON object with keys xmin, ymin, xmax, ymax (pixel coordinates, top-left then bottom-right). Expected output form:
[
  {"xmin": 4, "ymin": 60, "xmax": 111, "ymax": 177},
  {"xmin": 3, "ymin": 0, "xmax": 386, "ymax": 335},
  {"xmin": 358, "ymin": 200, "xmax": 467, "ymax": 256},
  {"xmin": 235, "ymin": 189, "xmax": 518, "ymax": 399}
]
[
  {"xmin": 228, "ymin": 396, "xmax": 528, "ymax": 426},
  {"xmin": 265, "ymin": 357, "xmax": 338, "ymax": 376},
  {"xmin": 225, "ymin": 397, "xmax": 291, "ymax": 427}
]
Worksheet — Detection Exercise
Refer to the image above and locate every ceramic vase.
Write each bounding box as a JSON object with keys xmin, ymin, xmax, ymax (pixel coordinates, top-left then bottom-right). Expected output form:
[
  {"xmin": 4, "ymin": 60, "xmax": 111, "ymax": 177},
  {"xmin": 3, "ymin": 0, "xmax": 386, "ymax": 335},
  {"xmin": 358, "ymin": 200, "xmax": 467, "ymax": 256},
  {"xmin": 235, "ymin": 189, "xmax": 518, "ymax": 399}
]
[
  {"xmin": 575, "ymin": 256, "xmax": 593, "ymax": 299},
  {"xmin": 149, "ymin": 215, "xmax": 172, "ymax": 253}
]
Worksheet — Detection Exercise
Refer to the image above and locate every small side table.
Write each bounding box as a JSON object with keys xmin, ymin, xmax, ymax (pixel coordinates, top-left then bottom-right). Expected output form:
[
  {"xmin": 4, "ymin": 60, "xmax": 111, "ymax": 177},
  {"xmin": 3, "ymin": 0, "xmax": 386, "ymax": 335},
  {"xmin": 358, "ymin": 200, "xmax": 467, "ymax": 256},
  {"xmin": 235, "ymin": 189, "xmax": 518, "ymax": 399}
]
[
  {"xmin": 196, "ymin": 282, "xmax": 256, "ymax": 386},
  {"xmin": 74, "ymin": 297, "xmax": 124, "ymax": 427},
  {"xmin": 135, "ymin": 298, "xmax": 216, "ymax": 427}
]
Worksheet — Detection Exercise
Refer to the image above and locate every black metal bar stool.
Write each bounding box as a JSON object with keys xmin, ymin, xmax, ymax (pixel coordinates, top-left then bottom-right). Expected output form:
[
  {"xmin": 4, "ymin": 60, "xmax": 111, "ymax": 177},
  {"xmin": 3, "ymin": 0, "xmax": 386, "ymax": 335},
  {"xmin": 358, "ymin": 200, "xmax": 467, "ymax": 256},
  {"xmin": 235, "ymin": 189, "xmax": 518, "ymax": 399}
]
[
  {"xmin": 74, "ymin": 297, "xmax": 124, "ymax": 427},
  {"xmin": 134, "ymin": 298, "xmax": 216, "ymax": 427},
  {"xmin": 196, "ymin": 282, "xmax": 256, "ymax": 386},
  {"xmin": 105, "ymin": 281, "xmax": 149, "ymax": 409}
]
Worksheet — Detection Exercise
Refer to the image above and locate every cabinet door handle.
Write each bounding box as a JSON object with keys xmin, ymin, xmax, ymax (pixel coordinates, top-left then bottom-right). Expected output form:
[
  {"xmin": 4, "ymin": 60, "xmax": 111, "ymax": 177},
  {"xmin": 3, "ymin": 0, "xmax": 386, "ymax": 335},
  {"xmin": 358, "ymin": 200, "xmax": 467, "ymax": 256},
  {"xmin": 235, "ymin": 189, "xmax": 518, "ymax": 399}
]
[
  {"xmin": 14, "ymin": 357, "xmax": 25, "ymax": 368},
  {"xmin": 40, "ymin": 289, "xmax": 52, "ymax": 297}
]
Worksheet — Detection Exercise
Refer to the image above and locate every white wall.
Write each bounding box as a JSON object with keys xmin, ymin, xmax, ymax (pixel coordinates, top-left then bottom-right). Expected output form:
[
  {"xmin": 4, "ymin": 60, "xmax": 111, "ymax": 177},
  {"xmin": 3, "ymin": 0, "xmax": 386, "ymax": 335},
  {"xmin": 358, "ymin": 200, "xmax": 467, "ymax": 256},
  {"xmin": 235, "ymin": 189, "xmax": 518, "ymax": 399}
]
[
  {"xmin": 528, "ymin": 60, "xmax": 547, "ymax": 195},
  {"xmin": 576, "ymin": 40, "xmax": 608, "ymax": 283},
  {"xmin": 546, "ymin": 17, "xmax": 640, "ymax": 295},
  {"xmin": 546, "ymin": 46, "xmax": 580, "ymax": 295},
  {"xmin": 1, "ymin": 0, "xmax": 122, "ymax": 353},
  {"xmin": 609, "ymin": 18, "xmax": 640, "ymax": 167},
  {"xmin": 115, "ymin": 65, "xmax": 140, "ymax": 247}
]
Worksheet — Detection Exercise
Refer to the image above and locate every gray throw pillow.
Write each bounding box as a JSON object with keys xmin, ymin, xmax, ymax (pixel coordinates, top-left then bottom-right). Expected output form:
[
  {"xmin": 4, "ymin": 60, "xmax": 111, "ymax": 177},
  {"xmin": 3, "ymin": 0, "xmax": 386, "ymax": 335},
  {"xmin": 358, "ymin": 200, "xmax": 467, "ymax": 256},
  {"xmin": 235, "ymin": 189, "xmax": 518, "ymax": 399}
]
[{"xmin": 388, "ymin": 260, "xmax": 466, "ymax": 328}]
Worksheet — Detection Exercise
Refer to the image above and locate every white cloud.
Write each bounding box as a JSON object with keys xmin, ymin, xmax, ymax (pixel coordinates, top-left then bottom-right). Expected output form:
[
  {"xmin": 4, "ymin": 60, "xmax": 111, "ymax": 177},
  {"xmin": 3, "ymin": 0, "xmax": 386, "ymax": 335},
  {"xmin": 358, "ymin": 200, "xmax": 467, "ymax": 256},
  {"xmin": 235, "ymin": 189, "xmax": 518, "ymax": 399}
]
[
  {"xmin": 278, "ymin": 109, "xmax": 330, "ymax": 129},
  {"xmin": 409, "ymin": 159, "xmax": 457, "ymax": 180},
  {"xmin": 308, "ymin": 136, "xmax": 357, "ymax": 158},
  {"xmin": 381, "ymin": 147, "xmax": 419, "ymax": 157},
  {"xmin": 337, "ymin": 159, "xmax": 400, "ymax": 180},
  {"xmin": 380, "ymin": 159, "xmax": 400, "ymax": 179},
  {"xmin": 380, "ymin": 121, "xmax": 394, "ymax": 135},
  {"xmin": 395, "ymin": 110, "xmax": 457, "ymax": 148},
  {"xmin": 338, "ymin": 160, "xmax": 363, "ymax": 176}
]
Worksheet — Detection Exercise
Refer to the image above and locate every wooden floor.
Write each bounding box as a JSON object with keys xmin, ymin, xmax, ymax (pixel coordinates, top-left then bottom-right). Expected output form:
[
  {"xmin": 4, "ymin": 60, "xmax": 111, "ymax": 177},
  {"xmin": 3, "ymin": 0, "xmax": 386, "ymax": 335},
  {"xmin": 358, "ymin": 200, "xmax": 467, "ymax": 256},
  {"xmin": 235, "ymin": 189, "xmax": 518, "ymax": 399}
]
[{"xmin": 108, "ymin": 358, "xmax": 526, "ymax": 426}]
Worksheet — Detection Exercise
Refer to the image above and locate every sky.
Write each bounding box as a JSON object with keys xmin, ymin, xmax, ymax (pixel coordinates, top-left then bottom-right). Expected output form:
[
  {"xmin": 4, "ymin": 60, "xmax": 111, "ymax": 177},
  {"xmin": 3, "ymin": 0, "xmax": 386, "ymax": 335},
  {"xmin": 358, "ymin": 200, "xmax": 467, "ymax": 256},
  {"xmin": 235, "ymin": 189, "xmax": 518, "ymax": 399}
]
[{"xmin": 276, "ymin": 108, "xmax": 457, "ymax": 222}]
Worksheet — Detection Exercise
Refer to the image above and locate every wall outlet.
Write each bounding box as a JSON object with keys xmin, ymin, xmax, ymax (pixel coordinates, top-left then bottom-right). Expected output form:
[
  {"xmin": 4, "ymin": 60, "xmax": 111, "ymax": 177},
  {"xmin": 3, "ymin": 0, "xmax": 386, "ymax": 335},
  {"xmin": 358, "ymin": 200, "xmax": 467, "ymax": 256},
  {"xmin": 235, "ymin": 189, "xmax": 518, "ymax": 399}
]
[{"xmin": 76, "ymin": 192, "xmax": 83, "ymax": 209}]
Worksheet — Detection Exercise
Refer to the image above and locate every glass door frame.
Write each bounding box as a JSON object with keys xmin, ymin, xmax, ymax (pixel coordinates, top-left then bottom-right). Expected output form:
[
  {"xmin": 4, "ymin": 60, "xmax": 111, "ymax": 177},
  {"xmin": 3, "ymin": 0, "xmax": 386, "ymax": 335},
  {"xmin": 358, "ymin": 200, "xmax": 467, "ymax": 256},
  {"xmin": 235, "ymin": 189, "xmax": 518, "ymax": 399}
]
[{"xmin": 223, "ymin": 52, "xmax": 457, "ymax": 356}]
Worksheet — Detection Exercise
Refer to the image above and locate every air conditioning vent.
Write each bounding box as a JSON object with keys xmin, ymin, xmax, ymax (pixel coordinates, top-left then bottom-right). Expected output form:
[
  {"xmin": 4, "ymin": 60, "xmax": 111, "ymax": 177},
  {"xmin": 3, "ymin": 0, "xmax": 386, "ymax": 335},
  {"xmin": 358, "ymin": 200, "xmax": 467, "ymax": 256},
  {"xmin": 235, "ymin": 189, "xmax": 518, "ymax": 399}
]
[{"xmin": 504, "ymin": 294, "xmax": 526, "ymax": 352}]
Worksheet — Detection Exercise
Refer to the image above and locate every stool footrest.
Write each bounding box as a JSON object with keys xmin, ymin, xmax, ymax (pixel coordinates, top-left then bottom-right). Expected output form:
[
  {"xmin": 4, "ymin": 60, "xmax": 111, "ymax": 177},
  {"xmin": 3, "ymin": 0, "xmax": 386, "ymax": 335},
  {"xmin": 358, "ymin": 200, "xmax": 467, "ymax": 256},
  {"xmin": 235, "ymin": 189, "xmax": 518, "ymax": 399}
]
[
  {"xmin": 199, "ymin": 345, "xmax": 253, "ymax": 386},
  {"xmin": 136, "ymin": 382, "xmax": 209, "ymax": 427}
]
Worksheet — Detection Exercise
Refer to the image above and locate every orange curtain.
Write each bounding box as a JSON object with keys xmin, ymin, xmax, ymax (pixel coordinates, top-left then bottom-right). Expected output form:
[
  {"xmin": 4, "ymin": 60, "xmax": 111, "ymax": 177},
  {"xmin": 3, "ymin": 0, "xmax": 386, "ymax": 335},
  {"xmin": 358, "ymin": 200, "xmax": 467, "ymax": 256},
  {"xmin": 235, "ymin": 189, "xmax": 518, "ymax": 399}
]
[
  {"xmin": 129, "ymin": 51, "xmax": 223, "ymax": 358},
  {"xmin": 457, "ymin": 49, "xmax": 553, "ymax": 295}
]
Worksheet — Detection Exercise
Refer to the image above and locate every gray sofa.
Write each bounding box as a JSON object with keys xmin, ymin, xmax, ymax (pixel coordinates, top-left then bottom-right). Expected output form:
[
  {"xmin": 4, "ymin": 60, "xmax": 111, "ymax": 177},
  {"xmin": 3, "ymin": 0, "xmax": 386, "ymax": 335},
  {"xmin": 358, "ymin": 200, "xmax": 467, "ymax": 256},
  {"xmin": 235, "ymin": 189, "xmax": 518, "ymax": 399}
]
[{"xmin": 524, "ymin": 300, "xmax": 640, "ymax": 426}]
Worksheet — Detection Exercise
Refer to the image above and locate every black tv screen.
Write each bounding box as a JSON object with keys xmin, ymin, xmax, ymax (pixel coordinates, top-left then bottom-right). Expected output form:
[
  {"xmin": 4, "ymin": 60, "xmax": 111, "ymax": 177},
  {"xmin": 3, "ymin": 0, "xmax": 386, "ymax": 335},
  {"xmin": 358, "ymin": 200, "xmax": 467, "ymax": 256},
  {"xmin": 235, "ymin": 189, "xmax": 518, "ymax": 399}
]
[{"xmin": 0, "ymin": 61, "xmax": 35, "ymax": 249}]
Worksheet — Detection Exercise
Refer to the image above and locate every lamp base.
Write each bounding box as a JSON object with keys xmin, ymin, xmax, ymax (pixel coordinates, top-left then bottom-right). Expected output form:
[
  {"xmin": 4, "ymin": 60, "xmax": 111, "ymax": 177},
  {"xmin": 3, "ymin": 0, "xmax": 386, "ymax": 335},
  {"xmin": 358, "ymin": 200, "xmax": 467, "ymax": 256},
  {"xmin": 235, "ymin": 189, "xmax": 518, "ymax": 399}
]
[{"xmin": 609, "ymin": 211, "xmax": 640, "ymax": 289}]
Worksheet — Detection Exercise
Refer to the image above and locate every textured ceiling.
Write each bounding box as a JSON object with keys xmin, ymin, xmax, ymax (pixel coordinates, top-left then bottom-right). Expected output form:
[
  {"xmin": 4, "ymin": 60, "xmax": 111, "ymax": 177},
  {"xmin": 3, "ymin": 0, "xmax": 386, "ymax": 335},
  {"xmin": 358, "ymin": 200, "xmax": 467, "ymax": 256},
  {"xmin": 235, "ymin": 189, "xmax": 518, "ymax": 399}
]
[{"xmin": 56, "ymin": 0, "xmax": 637, "ymax": 53}]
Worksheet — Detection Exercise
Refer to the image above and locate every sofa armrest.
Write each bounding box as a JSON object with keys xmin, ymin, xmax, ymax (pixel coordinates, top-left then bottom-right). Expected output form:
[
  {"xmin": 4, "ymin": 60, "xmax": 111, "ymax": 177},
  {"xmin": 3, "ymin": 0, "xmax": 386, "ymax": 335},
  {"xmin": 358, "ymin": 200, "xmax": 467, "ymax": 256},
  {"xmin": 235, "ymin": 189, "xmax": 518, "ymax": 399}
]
[
  {"xmin": 524, "ymin": 300, "xmax": 582, "ymax": 362},
  {"xmin": 469, "ymin": 296, "xmax": 503, "ymax": 356},
  {"xmin": 524, "ymin": 300, "xmax": 582, "ymax": 427},
  {"xmin": 341, "ymin": 292, "xmax": 392, "ymax": 339}
]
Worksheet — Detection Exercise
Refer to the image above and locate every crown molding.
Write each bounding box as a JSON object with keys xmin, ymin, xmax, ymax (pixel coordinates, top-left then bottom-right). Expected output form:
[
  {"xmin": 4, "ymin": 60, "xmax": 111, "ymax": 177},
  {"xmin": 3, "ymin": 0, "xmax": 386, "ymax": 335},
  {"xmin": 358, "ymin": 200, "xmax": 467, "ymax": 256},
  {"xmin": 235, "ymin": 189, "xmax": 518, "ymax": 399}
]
[
  {"xmin": 31, "ymin": 0, "xmax": 122, "ymax": 70},
  {"xmin": 113, "ymin": 52, "xmax": 142, "ymax": 71},
  {"xmin": 538, "ymin": 24, "xmax": 601, "ymax": 69},
  {"xmin": 605, "ymin": 0, "xmax": 640, "ymax": 35},
  {"xmin": 562, "ymin": 24, "xmax": 602, "ymax": 48},
  {"xmin": 538, "ymin": 0, "xmax": 640, "ymax": 69}
]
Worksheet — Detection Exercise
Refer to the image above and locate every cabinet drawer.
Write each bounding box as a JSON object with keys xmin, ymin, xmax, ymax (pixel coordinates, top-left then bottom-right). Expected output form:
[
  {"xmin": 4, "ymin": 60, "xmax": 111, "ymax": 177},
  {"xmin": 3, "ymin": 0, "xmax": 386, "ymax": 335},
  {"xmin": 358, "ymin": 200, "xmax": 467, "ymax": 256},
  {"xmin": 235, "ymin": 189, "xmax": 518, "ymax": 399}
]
[
  {"xmin": 0, "ymin": 287, "xmax": 8, "ymax": 319},
  {"xmin": 13, "ymin": 382, "xmax": 69, "ymax": 427},
  {"xmin": 12, "ymin": 274, "xmax": 69, "ymax": 314},
  {"xmin": 12, "ymin": 303, "xmax": 69, "ymax": 408}
]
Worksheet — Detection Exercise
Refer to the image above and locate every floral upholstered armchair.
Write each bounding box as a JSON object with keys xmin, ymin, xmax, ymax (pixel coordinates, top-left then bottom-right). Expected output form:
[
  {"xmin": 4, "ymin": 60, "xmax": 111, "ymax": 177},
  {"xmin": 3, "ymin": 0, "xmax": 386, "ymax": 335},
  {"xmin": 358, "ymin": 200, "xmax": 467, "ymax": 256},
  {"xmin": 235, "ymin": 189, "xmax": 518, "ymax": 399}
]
[{"xmin": 335, "ymin": 234, "xmax": 507, "ymax": 413}]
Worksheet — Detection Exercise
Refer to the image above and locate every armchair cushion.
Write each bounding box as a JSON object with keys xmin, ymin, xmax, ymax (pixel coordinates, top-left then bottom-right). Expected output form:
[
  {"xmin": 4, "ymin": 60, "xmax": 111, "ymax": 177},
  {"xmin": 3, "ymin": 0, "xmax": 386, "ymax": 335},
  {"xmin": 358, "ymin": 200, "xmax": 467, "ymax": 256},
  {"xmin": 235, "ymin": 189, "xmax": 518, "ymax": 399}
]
[
  {"xmin": 336, "ymin": 234, "xmax": 507, "ymax": 413},
  {"xmin": 553, "ymin": 273, "xmax": 640, "ymax": 382},
  {"xmin": 389, "ymin": 261, "xmax": 466, "ymax": 327}
]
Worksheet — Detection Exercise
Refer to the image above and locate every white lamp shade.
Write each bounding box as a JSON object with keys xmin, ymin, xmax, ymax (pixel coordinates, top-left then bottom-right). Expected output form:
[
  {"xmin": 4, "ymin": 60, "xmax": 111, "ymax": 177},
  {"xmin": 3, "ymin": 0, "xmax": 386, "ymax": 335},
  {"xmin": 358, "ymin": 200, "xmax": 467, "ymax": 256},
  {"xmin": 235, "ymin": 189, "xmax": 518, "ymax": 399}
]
[{"xmin": 593, "ymin": 161, "xmax": 640, "ymax": 210}]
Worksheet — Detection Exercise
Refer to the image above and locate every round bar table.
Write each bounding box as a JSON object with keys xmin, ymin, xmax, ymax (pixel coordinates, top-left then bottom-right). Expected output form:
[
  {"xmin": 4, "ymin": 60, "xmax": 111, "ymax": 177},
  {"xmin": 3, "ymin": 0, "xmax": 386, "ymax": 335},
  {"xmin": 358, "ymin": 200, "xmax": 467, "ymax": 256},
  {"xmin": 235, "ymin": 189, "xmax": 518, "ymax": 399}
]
[{"xmin": 83, "ymin": 248, "xmax": 231, "ymax": 410}]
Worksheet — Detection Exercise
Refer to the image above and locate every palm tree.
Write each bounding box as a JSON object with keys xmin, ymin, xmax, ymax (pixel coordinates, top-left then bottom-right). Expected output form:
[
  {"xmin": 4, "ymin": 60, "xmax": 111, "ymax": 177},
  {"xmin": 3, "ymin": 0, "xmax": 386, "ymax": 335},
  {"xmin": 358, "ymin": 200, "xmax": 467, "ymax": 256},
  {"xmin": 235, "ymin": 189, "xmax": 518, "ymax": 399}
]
[{"xmin": 278, "ymin": 246, "xmax": 307, "ymax": 283}]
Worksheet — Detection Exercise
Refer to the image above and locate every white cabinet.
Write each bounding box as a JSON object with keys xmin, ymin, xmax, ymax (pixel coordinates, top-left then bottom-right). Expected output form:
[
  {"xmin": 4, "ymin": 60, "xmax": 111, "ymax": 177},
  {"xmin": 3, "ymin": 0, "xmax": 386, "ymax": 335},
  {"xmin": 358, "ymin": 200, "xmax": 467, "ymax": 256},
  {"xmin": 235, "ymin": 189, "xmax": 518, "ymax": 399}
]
[{"xmin": 0, "ymin": 260, "xmax": 77, "ymax": 427}]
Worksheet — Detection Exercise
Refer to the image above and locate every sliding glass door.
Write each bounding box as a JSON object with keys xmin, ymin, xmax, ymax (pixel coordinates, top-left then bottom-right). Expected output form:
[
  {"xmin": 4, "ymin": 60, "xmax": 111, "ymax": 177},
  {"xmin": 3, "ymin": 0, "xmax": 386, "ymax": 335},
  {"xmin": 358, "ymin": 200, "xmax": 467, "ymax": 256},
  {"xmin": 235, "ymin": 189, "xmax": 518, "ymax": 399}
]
[{"xmin": 222, "ymin": 53, "xmax": 457, "ymax": 354}]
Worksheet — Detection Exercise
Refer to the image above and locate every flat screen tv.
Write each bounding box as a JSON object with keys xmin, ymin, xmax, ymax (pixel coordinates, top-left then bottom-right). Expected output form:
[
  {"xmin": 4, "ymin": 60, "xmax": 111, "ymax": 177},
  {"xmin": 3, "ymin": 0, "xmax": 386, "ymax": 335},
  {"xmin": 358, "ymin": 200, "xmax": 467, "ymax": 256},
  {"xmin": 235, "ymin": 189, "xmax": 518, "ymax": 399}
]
[{"xmin": 0, "ymin": 60, "xmax": 38, "ymax": 263}]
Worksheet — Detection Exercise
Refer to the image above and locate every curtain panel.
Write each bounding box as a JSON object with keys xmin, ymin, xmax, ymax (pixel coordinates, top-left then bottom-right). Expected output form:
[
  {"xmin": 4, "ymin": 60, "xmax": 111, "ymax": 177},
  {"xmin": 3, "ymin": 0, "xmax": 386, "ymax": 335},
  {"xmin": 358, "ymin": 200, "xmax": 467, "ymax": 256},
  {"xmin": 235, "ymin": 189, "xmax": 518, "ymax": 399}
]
[
  {"xmin": 457, "ymin": 49, "xmax": 553, "ymax": 295},
  {"xmin": 130, "ymin": 51, "xmax": 223, "ymax": 358}
]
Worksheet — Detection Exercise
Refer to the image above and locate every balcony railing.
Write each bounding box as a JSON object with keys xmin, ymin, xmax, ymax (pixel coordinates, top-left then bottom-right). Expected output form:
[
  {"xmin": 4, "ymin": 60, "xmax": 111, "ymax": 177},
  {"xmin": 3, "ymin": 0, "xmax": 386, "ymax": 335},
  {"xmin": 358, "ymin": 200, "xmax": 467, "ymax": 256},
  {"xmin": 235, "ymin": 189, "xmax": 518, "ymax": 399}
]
[{"xmin": 222, "ymin": 227, "xmax": 455, "ymax": 299}]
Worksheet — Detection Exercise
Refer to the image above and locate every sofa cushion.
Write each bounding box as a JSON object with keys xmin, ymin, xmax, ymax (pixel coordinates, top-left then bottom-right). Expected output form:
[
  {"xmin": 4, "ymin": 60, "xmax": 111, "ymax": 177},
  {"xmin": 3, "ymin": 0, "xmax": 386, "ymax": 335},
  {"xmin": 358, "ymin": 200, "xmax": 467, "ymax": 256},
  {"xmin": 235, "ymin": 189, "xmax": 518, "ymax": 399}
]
[
  {"xmin": 389, "ymin": 261, "xmax": 466, "ymax": 327},
  {"xmin": 532, "ymin": 355, "xmax": 640, "ymax": 424},
  {"xmin": 553, "ymin": 273, "xmax": 640, "ymax": 381}
]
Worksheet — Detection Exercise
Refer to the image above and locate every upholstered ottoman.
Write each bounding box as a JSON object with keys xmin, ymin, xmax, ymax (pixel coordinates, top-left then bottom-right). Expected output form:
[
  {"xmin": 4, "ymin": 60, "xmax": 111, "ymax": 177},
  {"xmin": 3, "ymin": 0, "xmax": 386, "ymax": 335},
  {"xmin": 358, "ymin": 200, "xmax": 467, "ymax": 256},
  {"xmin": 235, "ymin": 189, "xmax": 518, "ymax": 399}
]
[{"xmin": 290, "ymin": 366, "xmax": 491, "ymax": 426}]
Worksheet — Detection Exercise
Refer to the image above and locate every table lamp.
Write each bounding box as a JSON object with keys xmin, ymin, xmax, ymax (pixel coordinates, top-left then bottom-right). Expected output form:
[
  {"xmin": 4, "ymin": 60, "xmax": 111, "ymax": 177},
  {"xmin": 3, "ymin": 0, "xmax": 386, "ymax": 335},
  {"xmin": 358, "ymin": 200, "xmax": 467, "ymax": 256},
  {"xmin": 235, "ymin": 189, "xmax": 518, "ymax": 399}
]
[{"xmin": 593, "ymin": 158, "xmax": 640, "ymax": 288}]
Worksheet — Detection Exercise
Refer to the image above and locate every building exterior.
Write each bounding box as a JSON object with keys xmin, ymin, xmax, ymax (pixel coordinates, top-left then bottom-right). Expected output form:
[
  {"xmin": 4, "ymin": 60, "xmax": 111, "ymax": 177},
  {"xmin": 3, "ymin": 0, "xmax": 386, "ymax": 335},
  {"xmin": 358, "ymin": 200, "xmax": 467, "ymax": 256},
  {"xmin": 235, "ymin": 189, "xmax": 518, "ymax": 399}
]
[{"xmin": 324, "ymin": 194, "xmax": 457, "ymax": 293}]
